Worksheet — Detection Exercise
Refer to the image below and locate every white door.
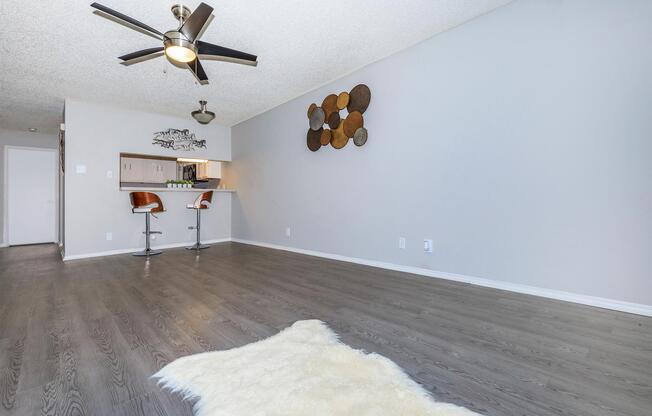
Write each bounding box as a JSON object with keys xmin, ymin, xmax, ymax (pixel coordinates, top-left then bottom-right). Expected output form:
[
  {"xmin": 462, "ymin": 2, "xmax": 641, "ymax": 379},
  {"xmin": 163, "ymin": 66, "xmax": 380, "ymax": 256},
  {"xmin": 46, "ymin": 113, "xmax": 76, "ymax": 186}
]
[{"xmin": 7, "ymin": 147, "xmax": 57, "ymax": 245}]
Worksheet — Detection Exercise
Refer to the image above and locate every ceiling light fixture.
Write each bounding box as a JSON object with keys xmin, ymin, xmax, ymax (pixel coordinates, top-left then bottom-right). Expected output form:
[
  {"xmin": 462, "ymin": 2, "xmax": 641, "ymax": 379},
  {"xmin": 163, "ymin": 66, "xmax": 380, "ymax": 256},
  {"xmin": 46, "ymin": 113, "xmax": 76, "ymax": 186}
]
[
  {"xmin": 28, "ymin": 128, "xmax": 38, "ymax": 132},
  {"xmin": 191, "ymin": 100, "xmax": 216, "ymax": 125}
]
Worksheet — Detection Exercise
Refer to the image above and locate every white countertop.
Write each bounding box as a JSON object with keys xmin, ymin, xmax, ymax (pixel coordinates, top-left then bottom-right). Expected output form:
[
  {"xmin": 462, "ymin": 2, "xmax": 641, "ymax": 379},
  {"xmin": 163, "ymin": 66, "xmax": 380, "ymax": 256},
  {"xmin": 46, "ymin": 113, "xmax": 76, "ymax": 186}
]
[{"xmin": 120, "ymin": 186, "xmax": 235, "ymax": 193}]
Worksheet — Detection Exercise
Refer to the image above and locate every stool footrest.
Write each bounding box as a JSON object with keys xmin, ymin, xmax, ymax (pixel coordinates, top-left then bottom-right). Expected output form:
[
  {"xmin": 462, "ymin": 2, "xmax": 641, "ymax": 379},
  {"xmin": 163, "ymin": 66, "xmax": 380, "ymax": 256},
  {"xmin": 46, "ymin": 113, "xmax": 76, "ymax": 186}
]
[{"xmin": 143, "ymin": 231, "xmax": 162, "ymax": 234}]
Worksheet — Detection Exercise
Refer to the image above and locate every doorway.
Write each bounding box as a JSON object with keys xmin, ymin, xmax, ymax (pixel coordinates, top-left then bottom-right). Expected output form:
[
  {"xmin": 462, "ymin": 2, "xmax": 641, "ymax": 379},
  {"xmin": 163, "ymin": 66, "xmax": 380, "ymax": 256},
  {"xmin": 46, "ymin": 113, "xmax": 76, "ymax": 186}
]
[{"xmin": 5, "ymin": 146, "xmax": 58, "ymax": 246}]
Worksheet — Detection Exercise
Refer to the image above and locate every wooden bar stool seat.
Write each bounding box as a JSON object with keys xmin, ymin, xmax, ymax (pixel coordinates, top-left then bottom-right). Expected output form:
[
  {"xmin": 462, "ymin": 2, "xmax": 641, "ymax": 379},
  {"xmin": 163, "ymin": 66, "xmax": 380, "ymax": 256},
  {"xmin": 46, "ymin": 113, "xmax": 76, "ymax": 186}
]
[
  {"xmin": 129, "ymin": 192, "xmax": 165, "ymax": 257},
  {"xmin": 186, "ymin": 191, "xmax": 213, "ymax": 251}
]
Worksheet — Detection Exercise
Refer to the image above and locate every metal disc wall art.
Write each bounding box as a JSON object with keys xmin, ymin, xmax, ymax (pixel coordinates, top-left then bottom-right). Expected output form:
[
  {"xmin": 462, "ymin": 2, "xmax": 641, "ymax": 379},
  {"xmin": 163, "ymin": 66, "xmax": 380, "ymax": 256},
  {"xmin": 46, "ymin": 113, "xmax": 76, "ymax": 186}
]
[
  {"xmin": 353, "ymin": 127, "xmax": 368, "ymax": 146},
  {"xmin": 336, "ymin": 92, "xmax": 349, "ymax": 110},
  {"xmin": 320, "ymin": 129, "xmax": 332, "ymax": 146},
  {"xmin": 307, "ymin": 103, "xmax": 317, "ymax": 118},
  {"xmin": 343, "ymin": 111, "xmax": 363, "ymax": 138},
  {"xmin": 330, "ymin": 123, "xmax": 348, "ymax": 149},
  {"xmin": 347, "ymin": 84, "xmax": 371, "ymax": 114},
  {"xmin": 305, "ymin": 84, "xmax": 370, "ymax": 151},
  {"xmin": 327, "ymin": 112, "xmax": 341, "ymax": 129},
  {"xmin": 307, "ymin": 127, "xmax": 323, "ymax": 152},
  {"xmin": 309, "ymin": 107, "xmax": 325, "ymax": 131},
  {"xmin": 322, "ymin": 94, "xmax": 339, "ymax": 121}
]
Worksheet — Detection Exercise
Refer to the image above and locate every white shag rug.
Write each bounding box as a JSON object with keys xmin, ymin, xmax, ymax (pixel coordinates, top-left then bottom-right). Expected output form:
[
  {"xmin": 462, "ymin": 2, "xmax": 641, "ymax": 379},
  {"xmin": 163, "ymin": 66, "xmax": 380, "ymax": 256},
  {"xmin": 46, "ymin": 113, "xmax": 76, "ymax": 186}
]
[{"xmin": 153, "ymin": 320, "xmax": 480, "ymax": 416}]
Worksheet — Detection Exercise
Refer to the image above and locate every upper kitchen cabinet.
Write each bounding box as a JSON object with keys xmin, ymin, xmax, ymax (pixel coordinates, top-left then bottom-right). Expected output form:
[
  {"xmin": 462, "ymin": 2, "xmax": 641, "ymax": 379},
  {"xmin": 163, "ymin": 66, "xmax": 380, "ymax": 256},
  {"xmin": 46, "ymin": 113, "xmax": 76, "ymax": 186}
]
[
  {"xmin": 120, "ymin": 157, "xmax": 145, "ymax": 182},
  {"xmin": 121, "ymin": 156, "xmax": 177, "ymax": 184},
  {"xmin": 142, "ymin": 159, "xmax": 176, "ymax": 183}
]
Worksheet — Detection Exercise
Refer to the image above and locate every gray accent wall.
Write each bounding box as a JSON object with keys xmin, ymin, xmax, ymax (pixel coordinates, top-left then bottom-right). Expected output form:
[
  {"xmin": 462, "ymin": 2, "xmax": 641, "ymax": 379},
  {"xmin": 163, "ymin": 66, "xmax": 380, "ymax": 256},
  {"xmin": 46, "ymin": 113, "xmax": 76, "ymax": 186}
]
[
  {"xmin": 64, "ymin": 100, "xmax": 232, "ymax": 257},
  {"xmin": 0, "ymin": 128, "xmax": 59, "ymax": 245},
  {"xmin": 229, "ymin": 0, "xmax": 652, "ymax": 305}
]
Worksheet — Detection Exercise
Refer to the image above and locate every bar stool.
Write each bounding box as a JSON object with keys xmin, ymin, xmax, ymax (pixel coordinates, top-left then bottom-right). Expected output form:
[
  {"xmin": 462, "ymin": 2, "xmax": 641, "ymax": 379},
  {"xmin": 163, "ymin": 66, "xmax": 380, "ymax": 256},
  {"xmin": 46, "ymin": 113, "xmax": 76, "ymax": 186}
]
[
  {"xmin": 129, "ymin": 192, "xmax": 165, "ymax": 257},
  {"xmin": 186, "ymin": 191, "xmax": 213, "ymax": 251}
]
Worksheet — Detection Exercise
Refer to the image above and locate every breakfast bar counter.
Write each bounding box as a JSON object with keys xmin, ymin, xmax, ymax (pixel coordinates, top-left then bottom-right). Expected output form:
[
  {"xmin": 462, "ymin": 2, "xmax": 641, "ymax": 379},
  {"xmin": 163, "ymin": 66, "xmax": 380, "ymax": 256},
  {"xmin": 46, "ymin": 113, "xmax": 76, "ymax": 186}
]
[{"xmin": 120, "ymin": 186, "xmax": 235, "ymax": 192}]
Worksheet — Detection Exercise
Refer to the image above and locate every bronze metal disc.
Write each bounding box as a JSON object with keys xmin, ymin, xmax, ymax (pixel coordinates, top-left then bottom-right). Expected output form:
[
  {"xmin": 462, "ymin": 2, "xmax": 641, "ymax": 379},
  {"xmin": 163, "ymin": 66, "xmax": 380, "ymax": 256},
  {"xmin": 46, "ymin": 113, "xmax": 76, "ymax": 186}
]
[
  {"xmin": 307, "ymin": 128, "xmax": 322, "ymax": 151},
  {"xmin": 307, "ymin": 103, "xmax": 317, "ymax": 118},
  {"xmin": 309, "ymin": 107, "xmax": 325, "ymax": 131},
  {"xmin": 343, "ymin": 111, "xmax": 363, "ymax": 138},
  {"xmin": 336, "ymin": 92, "xmax": 349, "ymax": 110},
  {"xmin": 330, "ymin": 123, "xmax": 348, "ymax": 149},
  {"xmin": 327, "ymin": 112, "xmax": 341, "ymax": 129},
  {"xmin": 347, "ymin": 84, "xmax": 371, "ymax": 114},
  {"xmin": 321, "ymin": 94, "xmax": 338, "ymax": 121},
  {"xmin": 353, "ymin": 127, "xmax": 368, "ymax": 146},
  {"xmin": 320, "ymin": 129, "xmax": 332, "ymax": 146}
]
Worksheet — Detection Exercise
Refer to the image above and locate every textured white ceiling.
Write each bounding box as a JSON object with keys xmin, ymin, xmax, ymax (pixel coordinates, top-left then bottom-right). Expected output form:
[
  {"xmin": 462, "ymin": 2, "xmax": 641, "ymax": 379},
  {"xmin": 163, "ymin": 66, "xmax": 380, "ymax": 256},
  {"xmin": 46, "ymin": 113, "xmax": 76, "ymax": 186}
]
[{"xmin": 0, "ymin": 0, "xmax": 512, "ymax": 134}]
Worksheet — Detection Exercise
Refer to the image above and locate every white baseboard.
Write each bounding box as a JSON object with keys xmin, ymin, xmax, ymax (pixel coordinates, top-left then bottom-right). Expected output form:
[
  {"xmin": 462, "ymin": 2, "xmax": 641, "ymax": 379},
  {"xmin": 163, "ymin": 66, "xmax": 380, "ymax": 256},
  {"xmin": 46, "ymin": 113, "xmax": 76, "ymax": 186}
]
[
  {"xmin": 0, "ymin": 242, "xmax": 7, "ymax": 248},
  {"xmin": 62, "ymin": 238, "xmax": 231, "ymax": 261},
  {"xmin": 231, "ymin": 238, "xmax": 652, "ymax": 317}
]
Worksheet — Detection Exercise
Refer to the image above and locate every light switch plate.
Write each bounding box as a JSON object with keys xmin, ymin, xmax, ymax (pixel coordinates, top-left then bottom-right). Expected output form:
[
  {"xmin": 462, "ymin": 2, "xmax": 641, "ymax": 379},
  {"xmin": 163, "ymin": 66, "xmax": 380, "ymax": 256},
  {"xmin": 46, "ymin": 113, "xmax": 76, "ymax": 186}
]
[
  {"xmin": 106, "ymin": 170, "xmax": 113, "ymax": 178},
  {"xmin": 423, "ymin": 239, "xmax": 433, "ymax": 253},
  {"xmin": 398, "ymin": 237, "xmax": 406, "ymax": 249},
  {"xmin": 75, "ymin": 164, "xmax": 86, "ymax": 174}
]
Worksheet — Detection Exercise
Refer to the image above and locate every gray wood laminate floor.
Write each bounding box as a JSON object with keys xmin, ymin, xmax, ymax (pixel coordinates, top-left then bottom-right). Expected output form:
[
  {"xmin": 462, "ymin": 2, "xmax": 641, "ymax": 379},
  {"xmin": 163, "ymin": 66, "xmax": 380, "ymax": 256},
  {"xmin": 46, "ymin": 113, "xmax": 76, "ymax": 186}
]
[{"xmin": 0, "ymin": 243, "xmax": 650, "ymax": 416}]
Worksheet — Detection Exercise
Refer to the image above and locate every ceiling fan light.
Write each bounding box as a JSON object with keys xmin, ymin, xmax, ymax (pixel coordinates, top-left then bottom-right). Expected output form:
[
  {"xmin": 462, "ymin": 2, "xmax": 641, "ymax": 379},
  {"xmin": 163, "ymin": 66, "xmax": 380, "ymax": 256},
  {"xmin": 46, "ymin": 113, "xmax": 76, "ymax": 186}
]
[
  {"xmin": 192, "ymin": 100, "xmax": 216, "ymax": 124},
  {"xmin": 163, "ymin": 35, "xmax": 198, "ymax": 63},
  {"xmin": 165, "ymin": 45, "xmax": 196, "ymax": 63}
]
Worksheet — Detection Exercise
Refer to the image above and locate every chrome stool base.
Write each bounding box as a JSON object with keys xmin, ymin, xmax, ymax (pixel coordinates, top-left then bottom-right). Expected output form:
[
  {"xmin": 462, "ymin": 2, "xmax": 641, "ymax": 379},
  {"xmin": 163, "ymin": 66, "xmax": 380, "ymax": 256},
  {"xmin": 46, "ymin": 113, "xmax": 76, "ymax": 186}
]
[
  {"xmin": 133, "ymin": 249, "xmax": 163, "ymax": 257},
  {"xmin": 186, "ymin": 243, "xmax": 210, "ymax": 251},
  {"xmin": 136, "ymin": 211, "xmax": 162, "ymax": 258}
]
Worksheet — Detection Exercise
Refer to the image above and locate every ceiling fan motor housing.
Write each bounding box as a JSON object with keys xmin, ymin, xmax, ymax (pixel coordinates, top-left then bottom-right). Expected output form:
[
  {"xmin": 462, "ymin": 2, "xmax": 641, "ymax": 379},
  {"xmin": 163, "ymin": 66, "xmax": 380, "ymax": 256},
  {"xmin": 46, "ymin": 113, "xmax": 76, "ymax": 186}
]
[
  {"xmin": 164, "ymin": 31, "xmax": 197, "ymax": 52},
  {"xmin": 171, "ymin": 4, "xmax": 192, "ymax": 24}
]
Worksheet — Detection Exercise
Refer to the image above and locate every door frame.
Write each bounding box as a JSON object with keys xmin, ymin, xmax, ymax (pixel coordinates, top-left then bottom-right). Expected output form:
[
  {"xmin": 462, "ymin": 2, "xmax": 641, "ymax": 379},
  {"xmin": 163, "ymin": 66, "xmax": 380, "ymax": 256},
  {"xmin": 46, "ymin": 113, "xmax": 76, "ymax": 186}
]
[{"xmin": 3, "ymin": 145, "xmax": 59, "ymax": 246}]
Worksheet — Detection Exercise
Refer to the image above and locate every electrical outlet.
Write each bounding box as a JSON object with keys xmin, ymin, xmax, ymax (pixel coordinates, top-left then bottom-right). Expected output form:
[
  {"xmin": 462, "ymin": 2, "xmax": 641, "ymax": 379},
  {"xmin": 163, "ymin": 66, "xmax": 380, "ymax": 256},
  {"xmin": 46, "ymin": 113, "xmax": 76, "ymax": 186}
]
[
  {"xmin": 105, "ymin": 232, "xmax": 112, "ymax": 241},
  {"xmin": 285, "ymin": 227, "xmax": 291, "ymax": 238},
  {"xmin": 423, "ymin": 239, "xmax": 433, "ymax": 253},
  {"xmin": 106, "ymin": 170, "xmax": 113, "ymax": 179},
  {"xmin": 398, "ymin": 237, "xmax": 406, "ymax": 249},
  {"xmin": 75, "ymin": 164, "xmax": 86, "ymax": 174}
]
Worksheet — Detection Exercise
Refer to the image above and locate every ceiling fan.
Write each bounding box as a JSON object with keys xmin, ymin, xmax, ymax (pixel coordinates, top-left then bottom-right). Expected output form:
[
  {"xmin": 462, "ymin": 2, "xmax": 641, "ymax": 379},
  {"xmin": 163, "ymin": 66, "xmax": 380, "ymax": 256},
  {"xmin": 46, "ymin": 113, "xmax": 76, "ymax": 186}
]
[{"xmin": 91, "ymin": 2, "xmax": 257, "ymax": 85}]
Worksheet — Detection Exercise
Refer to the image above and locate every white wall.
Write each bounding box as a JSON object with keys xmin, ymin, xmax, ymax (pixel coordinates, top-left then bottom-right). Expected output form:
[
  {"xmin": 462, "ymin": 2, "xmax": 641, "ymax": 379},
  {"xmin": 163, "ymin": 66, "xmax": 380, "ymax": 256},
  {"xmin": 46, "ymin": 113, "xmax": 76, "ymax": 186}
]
[
  {"xmin": 0, "ymin": 128, "xmax": 59, "ymax": 246},
  {"xmin": 64, "ymin": 99, "xmax": 232, "ymax": 258},
  {"xmin": 228, "ymin": 0, "xmax": 652, "ymax": 307}
]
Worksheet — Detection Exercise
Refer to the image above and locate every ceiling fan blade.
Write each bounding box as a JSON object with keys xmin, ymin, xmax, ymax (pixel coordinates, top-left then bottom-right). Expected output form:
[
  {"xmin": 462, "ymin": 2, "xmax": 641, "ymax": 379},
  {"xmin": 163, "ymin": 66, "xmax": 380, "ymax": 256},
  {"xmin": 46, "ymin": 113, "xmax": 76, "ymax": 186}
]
[
  {"xmin": 91, "ymin": 2, "xmax": 164, "ymax": 40},
  {"xmin": 196, "ymin": 41, "xmax": 258, "ymax": 66},
  {"xmin": 179, "ymin": 2, "xmax": 214, "ymax": 42},
  {"xmin": 188, "ymin": 58, "xmax": 209, "ymax": 85},
  {"xmin": 119, "ymin": 47, "xmax": 165, "ymax": 66}
]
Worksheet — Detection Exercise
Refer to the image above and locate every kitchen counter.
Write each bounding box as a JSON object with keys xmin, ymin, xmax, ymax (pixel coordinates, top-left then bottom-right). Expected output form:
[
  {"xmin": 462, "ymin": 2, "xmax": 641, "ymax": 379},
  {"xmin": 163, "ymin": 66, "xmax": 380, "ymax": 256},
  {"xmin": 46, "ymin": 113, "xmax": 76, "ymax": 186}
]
[{"xmin": 120, "ymin": 186, "xmax": 235, "ymax": 193}]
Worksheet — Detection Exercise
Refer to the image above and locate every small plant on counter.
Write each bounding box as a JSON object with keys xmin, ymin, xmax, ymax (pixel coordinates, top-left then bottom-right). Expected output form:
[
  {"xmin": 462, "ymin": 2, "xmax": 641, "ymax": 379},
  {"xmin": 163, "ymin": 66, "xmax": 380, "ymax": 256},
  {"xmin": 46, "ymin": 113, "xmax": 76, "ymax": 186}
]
[{"xmin": 166, "ymin": 180, "xmax": 193, "ymax": 188}]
